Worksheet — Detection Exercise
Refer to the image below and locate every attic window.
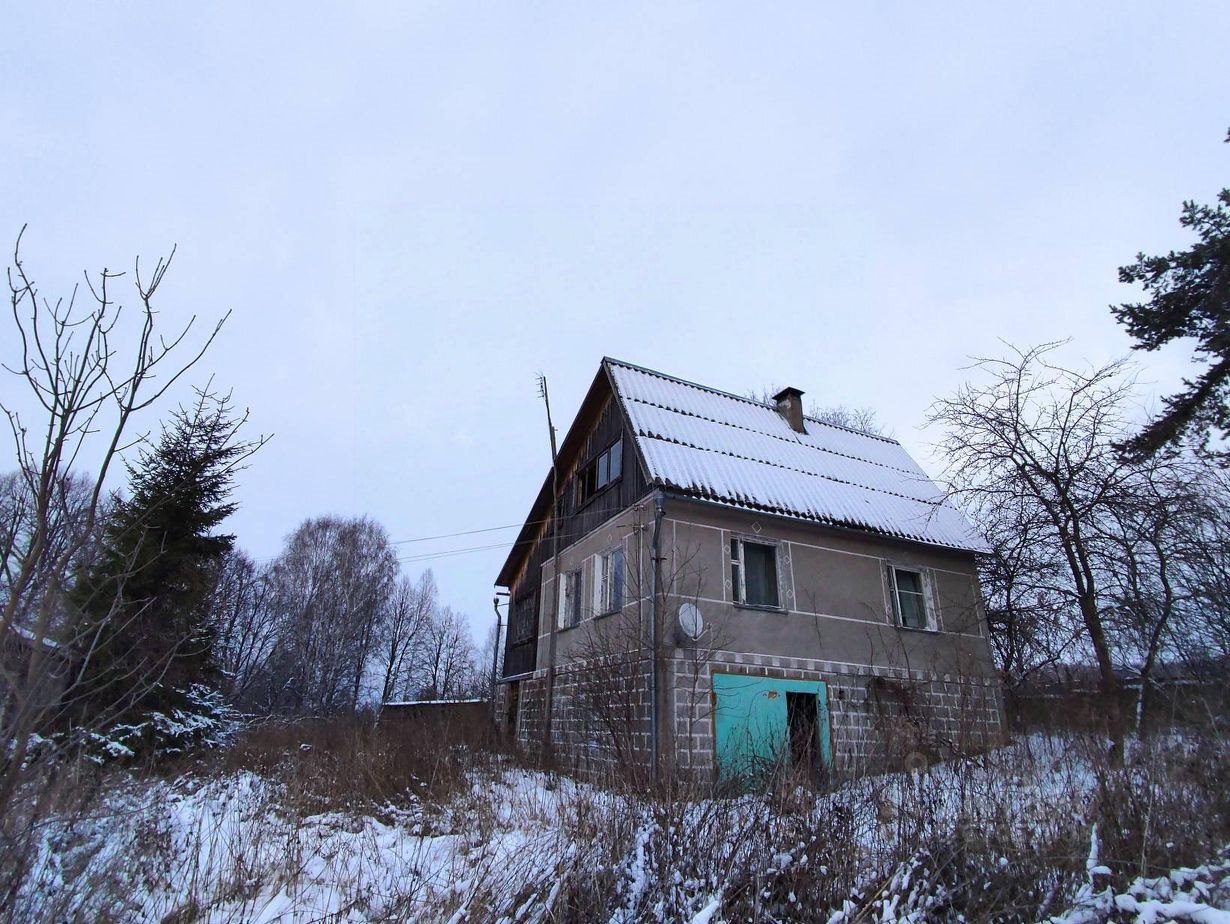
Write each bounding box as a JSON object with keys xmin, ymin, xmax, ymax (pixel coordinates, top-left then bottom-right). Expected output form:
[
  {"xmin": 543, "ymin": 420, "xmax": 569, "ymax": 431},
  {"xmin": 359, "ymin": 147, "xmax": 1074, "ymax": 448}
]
[{"xmin": 578, "ymin": 439, "xmax": 623, "ymax": 505}]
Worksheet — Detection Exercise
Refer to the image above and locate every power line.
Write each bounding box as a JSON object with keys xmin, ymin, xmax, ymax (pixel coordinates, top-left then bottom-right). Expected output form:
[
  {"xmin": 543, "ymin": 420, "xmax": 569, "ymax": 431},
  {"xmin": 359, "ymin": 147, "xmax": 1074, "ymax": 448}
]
[
  {"xmin": 385, "ymin": 510, "xmax": 557, "ymax": 546},
  {"xmin": 392, "ymin": 523, "xmax": 523, "ymax": 545},
  {"xmin": 394, "ymin": 520, "xmax": 605, "ymax": 567},
  {"xmin": 251, "ymin": 508, "xmax": 586, "ymax": 566},
  {"xmin": 397, "ymin": 540, "xmax": 514, "ymax": 564}
]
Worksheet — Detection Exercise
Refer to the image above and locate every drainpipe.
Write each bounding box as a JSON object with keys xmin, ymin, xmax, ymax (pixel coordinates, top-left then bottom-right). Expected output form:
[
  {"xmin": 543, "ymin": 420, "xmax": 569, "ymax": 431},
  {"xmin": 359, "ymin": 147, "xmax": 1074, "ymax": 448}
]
[{"xmin": 648, "ymin": 490, "xmax": 666, "ymax": 781}]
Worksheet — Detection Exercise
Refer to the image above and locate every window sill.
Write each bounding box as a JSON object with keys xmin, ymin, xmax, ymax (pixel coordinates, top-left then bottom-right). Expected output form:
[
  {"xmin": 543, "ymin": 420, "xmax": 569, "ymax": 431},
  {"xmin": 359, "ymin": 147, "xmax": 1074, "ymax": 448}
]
[
  {"xmin": 734, "ymin": 602, "xmax": 788, "ymax": 615},
  {"xmin": 896, "ymin": 623, "xmax": 939, "ymax": 634}
]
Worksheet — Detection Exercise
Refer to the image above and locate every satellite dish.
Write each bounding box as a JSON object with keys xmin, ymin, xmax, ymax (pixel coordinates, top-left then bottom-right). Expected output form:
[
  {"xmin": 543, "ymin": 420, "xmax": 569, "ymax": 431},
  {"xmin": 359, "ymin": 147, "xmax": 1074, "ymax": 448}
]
[{"xmin": 678, "ymin": 602, "xmax": 704, "ymax": 639}]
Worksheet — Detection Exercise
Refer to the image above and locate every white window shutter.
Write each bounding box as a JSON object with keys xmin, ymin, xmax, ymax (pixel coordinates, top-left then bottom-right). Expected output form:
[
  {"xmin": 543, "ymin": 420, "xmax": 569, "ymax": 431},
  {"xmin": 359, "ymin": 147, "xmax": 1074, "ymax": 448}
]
[
  {"xmin": 884, "ymin": 563, "xmax": 898, "ymax": 624},
  {"xmin": 592, "ymin": 554, "xmax": 603, "ymax": 617},
  {"xmin": 925, "ymin": 570, "xmax": 942, "ymax": 631},
  {"xmin": 775, "ymin": 544, "xmax": 786, "ymax": 610},
  {"xmin": 612, "ymin": 546, "xmax": 624, "ymax": 610}
]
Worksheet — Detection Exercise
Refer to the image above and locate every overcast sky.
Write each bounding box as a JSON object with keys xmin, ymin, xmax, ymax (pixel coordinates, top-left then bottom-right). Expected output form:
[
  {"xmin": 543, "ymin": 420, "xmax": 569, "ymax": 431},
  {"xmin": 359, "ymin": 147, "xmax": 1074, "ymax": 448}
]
[{"xmin": 2, "ymin": 2, "xmax": 1227, "ymax": 641}]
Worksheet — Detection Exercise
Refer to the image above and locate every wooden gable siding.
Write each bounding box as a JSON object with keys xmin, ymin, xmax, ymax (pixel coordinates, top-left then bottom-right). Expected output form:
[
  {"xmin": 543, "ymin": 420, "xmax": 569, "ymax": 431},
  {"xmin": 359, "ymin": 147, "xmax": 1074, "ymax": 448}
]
[
  {"xmin": 502, "ymin": 393, "xmax": 648, "ymax": 679},
  {"xmin": 556, "ymin": 394, "xmax": 648, "ymax": 553}
]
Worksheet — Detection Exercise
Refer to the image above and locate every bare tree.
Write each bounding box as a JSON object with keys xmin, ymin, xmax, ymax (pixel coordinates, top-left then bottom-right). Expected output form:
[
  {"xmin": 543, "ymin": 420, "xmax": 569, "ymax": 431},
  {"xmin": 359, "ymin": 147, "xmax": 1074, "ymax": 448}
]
[
  {"xmin": 209, "ymin": 549, "xmax": 277, "ymax": 708},
  {"xmin": 929, "ymin": 344, "xmax": 1138, "ymax": 758},
  {"xmin": 746, "ymin": 387, "xmax": 887, "ymax": 436},
  {"xmin": 0, "ymin": 470, "xmax": 100, "ymax": 633},
  {"xmin": 1097, "ymin": 451, "xmax": 1229, "ymax": 731},
  {"xmin": 419, "ymin": 605, "xmax": 477, "ymax": 700},
  {"xmin": 374, "ymin": 570, "xmax": 436, "ymax": 704},
  {"xmin": 262, "ymin": 515, "xmax": 398, "ymax": 714},
  {"xmin": 473, "ymin": 616, "xmax": 500, "ymax": 702},
  {"xmin": 1181, "ymin": 470, "xmax": 1230, "ymax": 663},
  {"xmin": 561, "ymin": 531, "xmax": 729, "ymax": 787},
  {"xmin": 934, "ymin": 343, "xmax": 1230, "ymax": 743},
  {"xmin": 0, "ymin": 228, "xmax": 227, "ymax": 903},
  {"xmin": 976, "ymin": 494, "xmax": 1085, "ymax": 688},
  {"xmin": 810, "ymin": 403, "xmax": 886, "ymax": 435}
]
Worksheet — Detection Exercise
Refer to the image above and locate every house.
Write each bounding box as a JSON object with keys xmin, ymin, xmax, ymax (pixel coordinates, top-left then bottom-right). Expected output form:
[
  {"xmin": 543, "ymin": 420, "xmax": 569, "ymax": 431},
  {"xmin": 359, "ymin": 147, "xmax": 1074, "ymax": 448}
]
[{"xmin": 494, "ymin": 358, "xmax": 1003, "ymax": 781}]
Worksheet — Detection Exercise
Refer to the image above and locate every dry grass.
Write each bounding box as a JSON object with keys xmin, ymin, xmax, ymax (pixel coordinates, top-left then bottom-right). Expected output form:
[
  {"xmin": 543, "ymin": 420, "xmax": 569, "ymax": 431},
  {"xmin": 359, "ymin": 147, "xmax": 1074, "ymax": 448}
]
[
  {"xmin": 214, "ymin": 708, "xmax": 499, "ymax": 812},
  {"xmin": 4, "ymin": 714, "xmax": 1229, "ymax": 923}
]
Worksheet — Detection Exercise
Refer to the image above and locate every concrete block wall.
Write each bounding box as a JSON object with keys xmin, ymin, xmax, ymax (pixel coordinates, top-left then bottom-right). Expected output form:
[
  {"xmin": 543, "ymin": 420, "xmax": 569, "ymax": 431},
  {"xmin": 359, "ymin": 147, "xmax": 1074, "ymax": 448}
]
[
  {"xmin": 501, "ymin": 654, "xmax": 1003, "ymax": 781},
  {"xmin": 496, "ymin": 654, "xmax": 655, "ymax": 781},
  {"xmin": 669, "ymin": 651, "xmax": 1004, "ymax": 777}
]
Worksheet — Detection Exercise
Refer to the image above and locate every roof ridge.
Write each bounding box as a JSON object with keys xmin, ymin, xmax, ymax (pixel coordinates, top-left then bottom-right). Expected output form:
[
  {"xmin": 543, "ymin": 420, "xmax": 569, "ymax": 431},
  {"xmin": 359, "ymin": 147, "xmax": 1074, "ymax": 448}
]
[
  {"xmin": 603, "ymin": 356, "xmax": 774, "ymax": 411},
  {"xmin": 602, "ymin": 356, "xmax": 900, "ymax": 445}
]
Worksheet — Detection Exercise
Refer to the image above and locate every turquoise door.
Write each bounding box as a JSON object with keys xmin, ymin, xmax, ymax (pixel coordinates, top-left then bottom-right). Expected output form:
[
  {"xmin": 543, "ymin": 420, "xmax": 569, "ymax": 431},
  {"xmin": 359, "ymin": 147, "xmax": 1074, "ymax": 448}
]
[{"xmin": 712, "ymin": 673, "xmax": 831, "ymax": 781}]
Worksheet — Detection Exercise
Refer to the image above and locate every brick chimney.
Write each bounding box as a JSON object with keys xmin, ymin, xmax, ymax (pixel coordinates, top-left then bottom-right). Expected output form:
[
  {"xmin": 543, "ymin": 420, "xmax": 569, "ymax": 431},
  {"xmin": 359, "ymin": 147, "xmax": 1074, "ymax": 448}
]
[{"xmin": 772, "ymin": 386, "xmax": 806, "ymax": 433}]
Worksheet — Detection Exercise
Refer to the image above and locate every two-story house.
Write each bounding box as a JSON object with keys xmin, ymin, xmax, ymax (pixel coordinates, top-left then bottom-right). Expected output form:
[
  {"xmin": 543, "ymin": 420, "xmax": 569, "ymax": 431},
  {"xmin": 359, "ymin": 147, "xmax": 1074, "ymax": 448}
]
[{"xmin": 495, "ymin": 358, "xmax": 1002, "ymax": 780}]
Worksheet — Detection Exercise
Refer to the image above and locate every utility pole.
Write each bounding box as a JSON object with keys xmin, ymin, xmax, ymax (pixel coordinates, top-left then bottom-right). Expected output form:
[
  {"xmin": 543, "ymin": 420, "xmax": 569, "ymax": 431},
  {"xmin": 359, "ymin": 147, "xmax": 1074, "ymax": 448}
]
[
  {"xmin": 490, "ymin": 592, "xmax": 507, "ymax": 726},
  {"xmin": 537, "ymin": 374, "xmax": 562, "ymax": 758}
]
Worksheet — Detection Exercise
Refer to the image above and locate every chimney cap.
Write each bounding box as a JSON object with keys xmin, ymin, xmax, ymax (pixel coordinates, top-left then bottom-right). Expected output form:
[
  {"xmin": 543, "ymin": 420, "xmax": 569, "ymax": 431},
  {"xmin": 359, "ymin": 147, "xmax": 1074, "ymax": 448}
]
[{"xmin": 772, "ymin": 386, "xmax": 805, "ymax": 403}]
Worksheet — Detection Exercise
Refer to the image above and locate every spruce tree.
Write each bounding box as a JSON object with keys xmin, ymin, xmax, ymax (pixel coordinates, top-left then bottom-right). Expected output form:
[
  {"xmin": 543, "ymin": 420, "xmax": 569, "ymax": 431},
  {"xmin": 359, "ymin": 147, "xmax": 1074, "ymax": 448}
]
[
  {"xmin": 1112, "ymin": 128, "xmax": 1230, "ymax": 460},
  {"xmin": 70, "ymin": 389, "xmax": 262, "ymax": 753}
]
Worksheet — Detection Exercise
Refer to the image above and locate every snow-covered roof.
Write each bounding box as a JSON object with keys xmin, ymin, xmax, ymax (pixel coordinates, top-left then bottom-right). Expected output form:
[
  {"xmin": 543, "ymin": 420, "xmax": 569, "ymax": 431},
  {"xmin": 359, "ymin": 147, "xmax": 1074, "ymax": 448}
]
[{"xmin": 605, "ymin": 358, "xmax": 987, "ymax": 554}]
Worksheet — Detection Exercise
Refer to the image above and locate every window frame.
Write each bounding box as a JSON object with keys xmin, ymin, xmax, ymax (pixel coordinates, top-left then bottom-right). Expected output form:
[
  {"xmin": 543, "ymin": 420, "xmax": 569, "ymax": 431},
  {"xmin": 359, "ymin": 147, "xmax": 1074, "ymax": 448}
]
[
  {"xmin": 593, "ymin": 544, "xmax": 625, "ymax": 617},
  {"xmin": 889, "ymin": 565, "xmax": 936, "ymax": 631},
  {"xmin": 729, "ymin": 534, "xmax": 782, "ymax": 610},
  {"xmin": 576, "ymin": 438, "xmax": 624, "ymax": 507},
  {"xmin": 558, "ymin": 567, "xmax": 582, "ymax": 629},
  {"xmin": 510, "ymin": 590, "xmax": 537, "ymax": 643}
]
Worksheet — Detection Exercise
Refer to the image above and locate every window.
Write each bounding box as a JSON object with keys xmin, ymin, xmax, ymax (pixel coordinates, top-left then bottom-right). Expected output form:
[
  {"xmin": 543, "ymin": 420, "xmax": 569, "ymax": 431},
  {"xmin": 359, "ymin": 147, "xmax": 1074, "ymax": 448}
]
[
  {"xmin": 730, "ymin": 536, "xmax": 779, "ymax": 608},
  {"xmin": 558, "ymin": 568, "xmax": 581, "ymax": 628},
  {"xmin": 890, "ymin": 566, "xmax": 933, "ymax": 630},
  {"xmin": 594, "ymin": 546, "xmax": 625, "ymax": 615},
  {"xmin": 577, "ymin": 439, "xmax": 623, "ymax": 505}
]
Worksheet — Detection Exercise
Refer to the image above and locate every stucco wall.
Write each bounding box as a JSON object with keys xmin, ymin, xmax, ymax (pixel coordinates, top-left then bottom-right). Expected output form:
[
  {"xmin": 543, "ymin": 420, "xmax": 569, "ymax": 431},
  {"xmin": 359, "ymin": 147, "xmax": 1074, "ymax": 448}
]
[
  {"xmin": 534, "ymin": 498, "xmax": 656, "ymax": 669},
  {"xmin": 658, "ymin": 498, "xmax": 998, "ymax": 681}
]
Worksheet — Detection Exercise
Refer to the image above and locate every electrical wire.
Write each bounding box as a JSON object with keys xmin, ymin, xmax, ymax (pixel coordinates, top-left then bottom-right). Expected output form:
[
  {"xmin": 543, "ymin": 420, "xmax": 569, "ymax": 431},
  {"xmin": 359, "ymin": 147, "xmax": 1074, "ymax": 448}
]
[
  {"xmin": 394, "ymin": 521, "xmax": 601, "ymax": 565},
  {"xmin": 255, "ymin": 504, "xmax": 607, "ymax": 566},
  {"xmin": 392, "ymin": 523, "xmax": 522, "ymax": 545},
  {"xmin": 396, "ymin": 540, "xmax": 514, "ymax": 564}
]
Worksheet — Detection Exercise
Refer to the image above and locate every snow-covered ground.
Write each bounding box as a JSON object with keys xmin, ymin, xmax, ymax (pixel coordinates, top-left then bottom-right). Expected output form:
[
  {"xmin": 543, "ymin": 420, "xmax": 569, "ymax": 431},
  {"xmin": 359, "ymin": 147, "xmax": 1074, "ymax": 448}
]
[{"xmin": 14, "ymin": 735, "xmax": 1230, "ymax": 922}]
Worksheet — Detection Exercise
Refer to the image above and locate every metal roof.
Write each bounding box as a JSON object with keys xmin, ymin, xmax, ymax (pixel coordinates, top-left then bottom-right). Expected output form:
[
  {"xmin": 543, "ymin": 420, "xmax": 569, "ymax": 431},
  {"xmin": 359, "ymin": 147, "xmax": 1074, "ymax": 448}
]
[{"xmin": 605, "ymin": 358, "xmax": 987, "ymax": 553}]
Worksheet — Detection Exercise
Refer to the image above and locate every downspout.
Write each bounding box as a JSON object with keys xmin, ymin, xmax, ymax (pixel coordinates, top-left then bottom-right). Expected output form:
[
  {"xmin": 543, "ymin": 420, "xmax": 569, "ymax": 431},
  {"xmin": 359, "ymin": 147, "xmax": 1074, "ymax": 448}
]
[{"xmin": 648, "ymin": 489, "xmax": 666, "ymax": 781}]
